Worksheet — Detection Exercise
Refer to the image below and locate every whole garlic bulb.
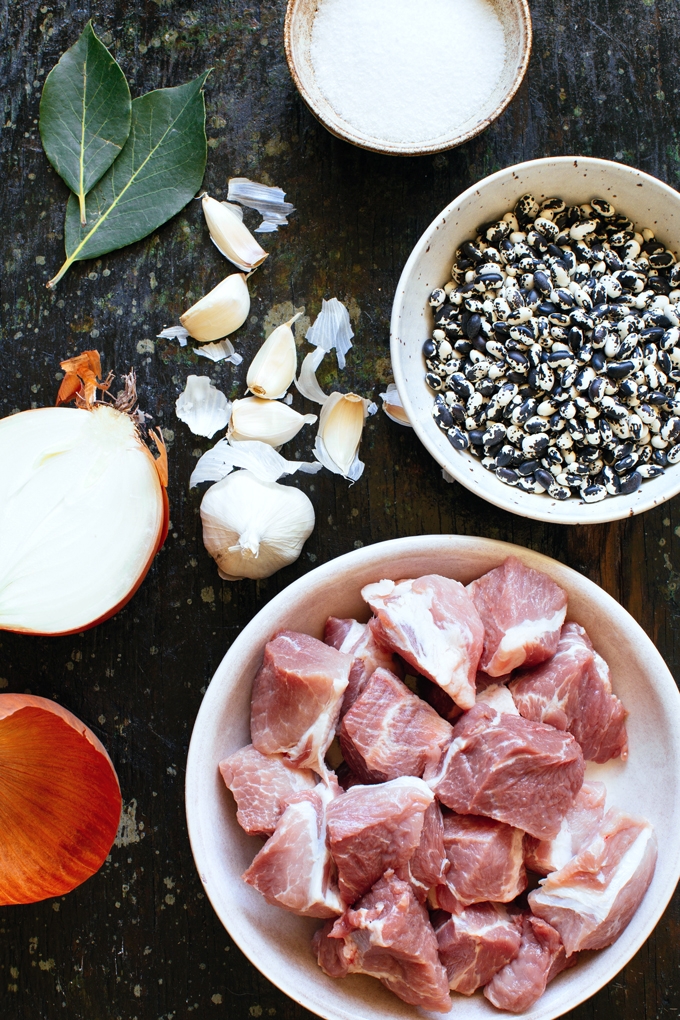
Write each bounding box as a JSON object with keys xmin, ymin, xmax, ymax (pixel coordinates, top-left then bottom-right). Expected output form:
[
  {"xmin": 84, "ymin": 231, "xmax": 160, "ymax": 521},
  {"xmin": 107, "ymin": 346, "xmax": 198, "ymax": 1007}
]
[{"xmin": 200, "ymin": 470, "xmax": 315, "ymax": 580}]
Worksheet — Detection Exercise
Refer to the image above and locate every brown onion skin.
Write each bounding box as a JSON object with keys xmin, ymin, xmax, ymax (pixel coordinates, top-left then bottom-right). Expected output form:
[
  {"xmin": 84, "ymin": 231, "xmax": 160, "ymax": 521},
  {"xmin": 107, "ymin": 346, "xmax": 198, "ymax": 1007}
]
[{"xmin": 0, "ymin": 695, "xmax": 122, "ymax": 905}]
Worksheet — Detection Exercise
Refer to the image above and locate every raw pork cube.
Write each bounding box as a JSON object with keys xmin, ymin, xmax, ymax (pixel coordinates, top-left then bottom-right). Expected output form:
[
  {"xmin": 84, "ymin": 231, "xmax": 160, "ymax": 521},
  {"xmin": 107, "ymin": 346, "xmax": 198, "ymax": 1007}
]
[
  {"xmin": 324, "ymin": 617, "xmax": 396, "ymax": 715},
  {"xmin": 361, "ymin": 574, "xmax": 483, "ymax": 709},
  {"xmin": 435, "ymin": 903, "xmax": 522, "ymax": 995},
  {"xmin": 432, "ymin": 813, "xmax": 526, "ymax": 912},
  {"xmin": 483, "ymin": 914, "xmax": 570, "ymax": 1013},
  {"xmin": 250, "ymin": 631, "xmax": 352, "ymax": 773},
  {"xmin": 510, "ymin": 622, "xmax": 628, "ymax": 763},
  {"xmin": 528, "ymin": 808, "xmax": 657, "ymax": 954},
  {"xmin": 313, "ymin": 871, "xmax": 451, "ymax": 1013},
  {"xmin": 397, "ymin": 800, "xmax": 448, "ymax": 902},
  {"xmin": 525, "ymin": 780, "xmax": 607, "ymax": 875},
  {"xmin": 425, "ymin": 703, "xmax": 585, "ymax": 840},
  {"xmin": 326, "ymin": 776, "xmax": 433, "ymax": 902},
  {"xmin": 468, "ymin": 557, "xmax": 567, "ymax": 676},
  {"xmin": 338, "ymin": 667, "xmax": 454, "ymax": 783},
  {"xmin": 219, "ymin": 744, "xmax": 317, "ymax": 836},
  {"xmin": 243, "ymin": 782, "xmax": 343, "ymax": 917}
]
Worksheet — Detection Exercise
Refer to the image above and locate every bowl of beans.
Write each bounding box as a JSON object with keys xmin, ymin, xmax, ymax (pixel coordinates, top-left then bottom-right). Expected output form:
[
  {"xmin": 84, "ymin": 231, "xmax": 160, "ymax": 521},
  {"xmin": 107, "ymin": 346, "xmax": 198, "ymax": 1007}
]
[{"xmin": 390, "ymin": 156, "xmax": 680, "ymax": 523}]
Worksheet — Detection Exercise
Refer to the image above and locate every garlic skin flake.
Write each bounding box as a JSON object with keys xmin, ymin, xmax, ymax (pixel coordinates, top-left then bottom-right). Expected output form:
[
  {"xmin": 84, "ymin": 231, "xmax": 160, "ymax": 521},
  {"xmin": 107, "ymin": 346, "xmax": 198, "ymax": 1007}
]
[
  {"xmin": 176, "ymin": 376, "xmax": 232, "ymax": 438},
  {"xmin": 190, "ymin": 438, "xmax": 321, "ymax": 487},
  {"xmin": 227, "ymin": 177, "xmax": 295, "ymax": 233},
  {"xmin": 295, "ymin": 347, "xmax": 328, "ymax": 405},
  {"xmin": 195, "ymin": 339, "xmax": 243, "ymax": 365},
  {"xmin": 380, "ymin": 383, "xmax": 412, "ymax": 427},
  {"xmin": 157, "ymin": 325, "xmax": 190, "ymax": 347},
  {"xmin": 201, "ymin": 470, "xmax": 315, "ymax": 580},
  {"xmin": 180, "ymin": 273, "xmax": 250, "ymax": 343},
  {"xmin": 229, "ymin": 397, "xmax": 317, "ymax": 447},
  {"xmin": 315, "ymin": 392, "xmax": 370, "ymax": 481},
  {"xmin": 305, "ymin": 298, "xmax": 354, "ymax": 369},
  {"xmin": 247, "ymin": 313, "xmax": 301, "ymax": 400},
  {"xmin": 202, "ymin": 194, "xmax": 268, "ymax": 272}
]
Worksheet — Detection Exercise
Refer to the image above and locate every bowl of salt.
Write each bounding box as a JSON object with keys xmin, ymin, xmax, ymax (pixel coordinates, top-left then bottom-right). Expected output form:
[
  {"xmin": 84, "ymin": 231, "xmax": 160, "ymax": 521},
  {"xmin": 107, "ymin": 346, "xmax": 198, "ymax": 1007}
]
[{"xmin": 284, "ymin": 0, "xmax": 532, "ymax": 156}]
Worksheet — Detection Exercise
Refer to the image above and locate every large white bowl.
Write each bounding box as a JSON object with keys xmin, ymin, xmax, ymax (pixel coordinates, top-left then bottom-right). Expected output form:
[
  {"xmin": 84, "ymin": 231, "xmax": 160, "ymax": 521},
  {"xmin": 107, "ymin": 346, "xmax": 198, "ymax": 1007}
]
[
  {"xmin": 185, "ymin": 535, "xmax": 680, "ymax": 1020},
  {"xmin": 390, "ymin": 156, "xmax": 680, "ymax": 524}
]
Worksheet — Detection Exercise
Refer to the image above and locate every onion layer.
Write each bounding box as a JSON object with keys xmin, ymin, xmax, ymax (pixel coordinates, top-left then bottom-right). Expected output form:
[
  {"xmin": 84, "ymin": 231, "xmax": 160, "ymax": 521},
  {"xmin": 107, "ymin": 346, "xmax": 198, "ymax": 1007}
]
[
  {"xmin": 0, "ymin": 398, "xmax": 168, "ymax": 635},
  {"xmin": 0, "ymin": 695, "xmax": 122, "ymax": 905}
]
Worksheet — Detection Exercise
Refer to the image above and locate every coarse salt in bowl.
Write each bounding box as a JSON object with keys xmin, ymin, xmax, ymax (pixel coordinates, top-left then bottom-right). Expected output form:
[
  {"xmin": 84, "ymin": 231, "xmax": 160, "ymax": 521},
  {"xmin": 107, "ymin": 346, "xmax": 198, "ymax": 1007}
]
[
  {"xmin": 390, "ymin": 156, "xmax": 680, "ymax": 525},
  {"xmin": 185, "ymin": 534, "xmax": 680, "ymax": 1020},
  {"xmin": 284, "ymin": 0, "xmax": 532, "ymax": 156}
]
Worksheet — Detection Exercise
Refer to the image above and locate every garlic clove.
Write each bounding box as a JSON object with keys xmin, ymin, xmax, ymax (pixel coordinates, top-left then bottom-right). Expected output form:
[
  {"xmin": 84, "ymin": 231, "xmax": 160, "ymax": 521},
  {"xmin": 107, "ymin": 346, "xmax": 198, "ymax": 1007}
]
[
  {"xmin": 295, "ymin": 347, "xmax": 328, "ymax": 405},
  {"xmin": 190, "ymin": 437, "xmax": 321, "ymax": 487},
  {"xmin": 202, "ymin": 194, "xmax": 269, "ymax": 272},
  {"xmin": 180, "ymin": 272, "xmax": 250, "ymax": 343},
  {"xmin": 247, "ymin": 313, "xmax": 301, "ymax": 400},
  {"xmin": 195, "ymin": 339, "xmax": 243, "ymax": 365},
  {"xmin": 200, "ymin": 470, "xmax": 315, "ymax": 580},
  {"xmin": 315, "ymin": 391, "xmax": 369, "ymax": 478},
  {"xmin": 380, "ymin": 382, "xmax": 412, "ymax": 427},
  {"xmin": 229, "ymin": 397, "xmax": 317, "ymax": 447},
  {"xmin": 0, "ymin": 694, "xmax": 121, "ymax": 905},
  {"xmin": 176, "ymin": 375, "xmax": 232, "ymax": 438}
]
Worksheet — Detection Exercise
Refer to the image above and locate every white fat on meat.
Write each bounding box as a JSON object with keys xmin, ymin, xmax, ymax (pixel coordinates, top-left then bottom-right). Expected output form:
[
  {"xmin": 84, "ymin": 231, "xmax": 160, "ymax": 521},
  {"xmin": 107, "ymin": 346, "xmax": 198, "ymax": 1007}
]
[
  {"xmin": 525, "ymin": 780, "xmax": 607, "ymax": 875},
  {"xmin": 476, "ymin": 683, "xmax": 519, "ymax": 715},
  {"xmin": 361, "ymin": 575, "xmax": 483, "ymax": 709},
  {"xmin": 495, "ymin": 608, "xmax": 567, "ymax": 675},
  {"xmin": 529, "ymin": 808, "xmax": 657, "ymax": 954}
]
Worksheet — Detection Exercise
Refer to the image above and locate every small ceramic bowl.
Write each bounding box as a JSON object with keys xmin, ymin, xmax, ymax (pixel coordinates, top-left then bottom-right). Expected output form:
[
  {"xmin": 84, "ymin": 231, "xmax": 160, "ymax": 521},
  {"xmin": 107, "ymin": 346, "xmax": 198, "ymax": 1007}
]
[
  {"xmin": 390, "ymin": 156, "xmax": 680, "ymax": 524},
  {"xmin": 284, "ymin": 0, "xmax": 532, "ymax": 156},
  {"xmin": 185, "ymin": 535, "xmax": 680, "ymax": 1020}
]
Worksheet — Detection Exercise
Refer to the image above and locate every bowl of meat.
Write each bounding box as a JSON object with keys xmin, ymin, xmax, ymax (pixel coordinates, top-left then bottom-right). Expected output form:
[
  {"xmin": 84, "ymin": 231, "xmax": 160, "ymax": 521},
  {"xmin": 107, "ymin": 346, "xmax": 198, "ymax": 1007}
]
[{"xmin": 185, "ymin": 535, "xmax": 680, "ymax": 1019}]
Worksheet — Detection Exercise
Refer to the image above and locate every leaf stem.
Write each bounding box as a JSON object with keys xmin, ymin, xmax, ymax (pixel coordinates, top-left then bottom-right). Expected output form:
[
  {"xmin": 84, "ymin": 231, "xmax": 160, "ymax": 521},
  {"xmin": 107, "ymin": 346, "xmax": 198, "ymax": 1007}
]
[{"xmin": 46, "ymin": 255, "xmax": 76, "ymax": 290}]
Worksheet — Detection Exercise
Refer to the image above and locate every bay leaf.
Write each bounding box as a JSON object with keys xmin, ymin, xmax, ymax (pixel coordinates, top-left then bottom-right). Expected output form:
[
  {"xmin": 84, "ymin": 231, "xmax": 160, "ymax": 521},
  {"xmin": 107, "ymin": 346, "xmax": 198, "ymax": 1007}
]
[
  {"xmin": 47, "ymin": 71, "xmax": 210, "ymax": 289},
  {"xmin": 39, "ymin": 21, "xmax": 131, "ymax": 226}
]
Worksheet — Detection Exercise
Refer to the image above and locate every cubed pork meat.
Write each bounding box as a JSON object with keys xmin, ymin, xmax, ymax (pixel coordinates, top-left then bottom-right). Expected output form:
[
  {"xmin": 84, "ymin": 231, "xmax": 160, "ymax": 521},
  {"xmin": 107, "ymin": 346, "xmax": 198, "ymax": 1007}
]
[
  {"xmin": 361, "ymin": 574, "xmax": 483, "ymax": 709},
  {"xmin": 525, "ymin": 780, "xmax": 607, "ymax": 875},
  {"xmin": 483, "ymin": 914, "xmax": 571, "ymax": 1013},
  {"xmin": 397, "ymin": 800, "xmax": 448, "ymax": 902},
  {"xmin": 325, "ymin": 776, "xmax": 433, "ymax": 902},
  {"xmin": 468, "ymin": 557, "xmax": 567, "ymax": 676},
  {"xmin": 219, "ymin": 744, "xmax": 317, "ymax": 836},
  {"xmin": 242, "ymin": 782, "xmax": 343, "ymax": 917},
  {"xmin": 425, "ymin": 703, "xmax": 585, "ymax": 840},
  {"xmin": 250, "ymin": 630, "xmax": 352, "ymax": 773},
  {"xmin": 338, "ymin": 667, "xmax": 454, "ymax": 783},
  {"xmin": 510, "ymin": 622, "xmax": 628, "ymax": 763},
  {"xmin": 323, "ymin": 617, "xmax": 397, "ymax": 715},
  {"xmin": 431, "ymin": 813, "xmax": 526, "ymax": 912},
  {"xmin": 417, "ymin": 674, "xmax": 463, "ymax": 722},
  {"xmin": 434, "ymin": 902, "xmax": 522, "ymax": 995},
  {"xmin": 313, "ymin": 871, "xmax": 451, "ymax": 1013},
  {"xmin": 528, "ymin": 808, "xmax": 657, "ymax": 954}
]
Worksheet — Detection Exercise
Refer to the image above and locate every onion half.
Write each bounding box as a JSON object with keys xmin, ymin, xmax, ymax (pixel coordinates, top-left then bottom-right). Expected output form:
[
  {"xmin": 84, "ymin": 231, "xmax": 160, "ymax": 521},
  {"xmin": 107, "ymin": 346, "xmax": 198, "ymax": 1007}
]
[
  {"xmin": 0, "ymin": 694, "xmax": 122, "ymax": 905},
  {"xmin": 0, "ymin": 354, "xmax": 169, "ymax": 635}
]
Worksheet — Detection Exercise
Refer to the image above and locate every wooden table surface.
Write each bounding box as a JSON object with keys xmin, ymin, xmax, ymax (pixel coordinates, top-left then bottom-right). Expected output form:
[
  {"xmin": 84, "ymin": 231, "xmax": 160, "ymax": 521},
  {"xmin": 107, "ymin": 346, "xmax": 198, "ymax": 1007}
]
[{"xmin": 2, "ymin": 0, "xmax": 679, "ymax": 1017}]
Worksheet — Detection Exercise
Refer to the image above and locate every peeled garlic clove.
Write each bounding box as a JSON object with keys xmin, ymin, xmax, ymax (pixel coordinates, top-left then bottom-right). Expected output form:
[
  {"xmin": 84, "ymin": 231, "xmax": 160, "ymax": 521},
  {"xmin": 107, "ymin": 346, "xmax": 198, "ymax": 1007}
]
[
  {"xmin": 201, "ymin": 470, "xmax": 314, "ymax": 580},
  {"xmin": 229, "ymin": 397, "xmax": 317, "ymax": 447},
  {"xmin": 202, "ymin": 194, "xmax": 269, "ymax": 272},
  {"xmin": 176, "ymin": 375, "xmax": 232, "ymax": 438},
  {"xmin": 380, "ymin": 383, "xmax": 412, "ymax": 426},
  {"xmin": 247, "ymin": 313, "xmax": 301, "ymax": 400},
  {"xmin": 315, "ymin": 392, "xmax": 369, "ymax": 479},
  {"xmin": 0, "ymin": 694, "xmax": 121, "ymax": 905},
  {"xmin": 180, "ymin": 272, "xmax": 250, "ymax": 343}
]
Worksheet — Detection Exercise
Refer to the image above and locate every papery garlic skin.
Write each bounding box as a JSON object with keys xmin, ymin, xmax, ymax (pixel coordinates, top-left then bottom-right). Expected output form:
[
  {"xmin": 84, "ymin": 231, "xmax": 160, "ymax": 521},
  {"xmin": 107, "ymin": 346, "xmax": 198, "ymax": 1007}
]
[
  {"xmin": 176, "ymin": 376, "xmax": 232, "ymax": 438},
  {"xmin": 316, "ymin": 392, "xmax": 369, "ymax": 478},
  {"xmin": 201, "ymin": 470, "xmax": 315, "ymax": 580},
  {"xmin": 202, "ymin": 194, "xmax": 268, "ymax": 272},
  {"xmin": 247, "ymin": 314, "xmax": 301, "ymax": 400},
  {"xmin": 180, "ymin": 272, "xmax": 250, "ymax": 342},
  {"xmin": 295, "ymin": 347, "xmax": 328, "ymax": 405},
  {"xmin": 229, "ymin": 397, "xmax": 317, "ymax": 447}
]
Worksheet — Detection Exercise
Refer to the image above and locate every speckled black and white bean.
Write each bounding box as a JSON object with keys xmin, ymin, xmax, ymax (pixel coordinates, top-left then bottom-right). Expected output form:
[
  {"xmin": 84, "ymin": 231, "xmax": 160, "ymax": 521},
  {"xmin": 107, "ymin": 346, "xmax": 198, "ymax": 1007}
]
[{"xmin": 425, "ymin": 193, "xmax": 680, "ymax": 502}]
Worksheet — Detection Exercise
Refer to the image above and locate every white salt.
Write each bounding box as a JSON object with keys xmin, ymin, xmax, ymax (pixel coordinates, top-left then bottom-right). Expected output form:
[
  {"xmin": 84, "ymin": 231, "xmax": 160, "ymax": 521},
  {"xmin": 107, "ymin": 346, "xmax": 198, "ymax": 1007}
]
[{"xmin": 310, "ymin": 0, "xmax": 507, "ymax": 146}]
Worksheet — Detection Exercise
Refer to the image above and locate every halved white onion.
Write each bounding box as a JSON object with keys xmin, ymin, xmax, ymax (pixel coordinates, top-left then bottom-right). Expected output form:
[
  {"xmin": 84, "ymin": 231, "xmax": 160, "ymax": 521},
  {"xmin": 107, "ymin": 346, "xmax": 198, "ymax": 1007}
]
[{"xmin": 0, "ymin": 404, "xmax": 168, "ymax": 635}]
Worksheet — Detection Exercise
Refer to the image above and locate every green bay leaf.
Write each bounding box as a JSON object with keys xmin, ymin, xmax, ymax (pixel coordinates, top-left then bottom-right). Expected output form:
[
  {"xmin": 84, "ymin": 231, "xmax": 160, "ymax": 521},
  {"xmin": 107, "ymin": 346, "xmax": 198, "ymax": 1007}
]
[
  {"xmin": 48, "ymin": 71, "xmax": 210, "ymax": 289},
  {"xmin": 39, "ymin": 21, "xmax": 131, "ymax": 225}
]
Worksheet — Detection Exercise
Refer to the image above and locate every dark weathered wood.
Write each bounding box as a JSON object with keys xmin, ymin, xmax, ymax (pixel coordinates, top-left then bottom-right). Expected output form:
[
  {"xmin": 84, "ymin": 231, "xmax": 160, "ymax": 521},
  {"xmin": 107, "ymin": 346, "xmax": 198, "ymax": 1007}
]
[{"xmin": 1, "ymin": 0, "xmax": 679, "ymax": 1016}]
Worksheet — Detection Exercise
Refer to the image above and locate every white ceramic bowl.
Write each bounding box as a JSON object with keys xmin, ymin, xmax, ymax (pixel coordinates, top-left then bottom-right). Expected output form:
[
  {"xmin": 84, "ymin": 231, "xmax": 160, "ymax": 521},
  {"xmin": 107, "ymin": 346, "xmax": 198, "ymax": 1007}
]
[
  {"xmin": 390, "ymin": 156, "xmax": 680, "ymax": 524},
  {"xmin": 284, "ymin": 0, "xmax": 532, "ymax": 157},
  {"xmin": 185, "ymin": 535, "xmax": 680, "ymax": 1020}
]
